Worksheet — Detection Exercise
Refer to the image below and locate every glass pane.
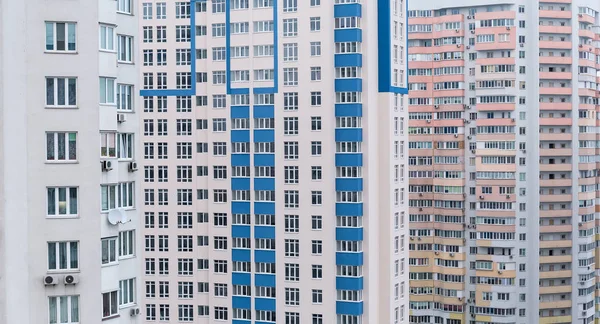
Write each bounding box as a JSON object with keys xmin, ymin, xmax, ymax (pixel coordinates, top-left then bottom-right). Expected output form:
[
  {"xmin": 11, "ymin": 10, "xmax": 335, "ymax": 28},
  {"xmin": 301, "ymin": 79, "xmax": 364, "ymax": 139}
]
[
  {"xmin": 128, "ymin": 232, "xmax": 134, "ymax": 255},
  {"xmin": 47, "ymin": 188, "xmax": 56, "ymax": 215},
  {"xmin": 46, "ymin": 23, "xmax": 54, "ymax": 50},
  {"xmin": 110, "ymin": 291, "xmax": 118, "ymax": 314},
  {"xmin": 67, "ymin": 23, "xmax": 76, "ymax": 51},
  {"xmin": 101, "ymin": 27, "xmax": 107, "ymax": 49},
  {"xmin": 110, "ymin": 239, "xmax": 116, "ymax": 262},
  {"xmin": 109, "ymin": 186, "xmax": 116, "ymax": 209},
  {"xmin": 102, "ymin": 293, "xmax": 110, "ymax": 317},
  {"xmin": 46, "ymin": 78, "xmax": 54, "ymax": 105},
  {"xmin": 69, "ymin": 188, "xmax": 77, "ymax": 214},
  {"xmin": 59, "ymin": 296, "xmax": 68, "ymax": 323},
  {"xmin": 71, "ymin": 296, "xmax": 79, "ymax": 322},
  {"xmin": 128, "ymin": 182, "xmax": 133, "ymax": 206},
  {"xmin": 70, "ymin": 242, "xmax": 78, "ymax": 269},
  {"xmin": 57, "ymin": 133, "xmax": 66, "ymax": 160},
  {"xmin": 107, "ymin": 28, "xmax": 114, "ymax": 50},
  {"xmin": 58, "ymin": 187, "xmax": 67, "ymax": 215},
  {"xmin": 107, "ymin": 79, "xmax": 114, "ymax": 103},
  {"xmin": 48, "ymin": 242, "xmax": 56, "ymax": 269},
  {"xmin": 47, "ymin": 133, "xmax": 55, "ymax": 160},
  {"xmin": 58, "ymin": 242, "xmax": 67, "ymax": 269},
  {"xmin": 100, "ymin": 78, "xmax": 106, "ymax": 103},
  {"xmin": 127, "ymin": 135, "xmax": 133, "ymax": 158},
  {"xmin": 68, "ymin": 78, "xmax": 76, "ymax": 105},
  {"xmin": 68, "ymin": 133, "xmax": 77, "ymax": 160},
  {"xmin": 56, "ymin": 23, "xmax": 65, "ymax": 51},
  {"xmin": 57, "ymin": 78, "xmax": 65, "ymax": 106},
  {"xmin": 49, "ymin": 297, "xmax": 58, "ymax": 324},
  {"xmin": 109, "ymin": 133, "xmax": 116, "ymax": 157},
  {"xmin": 101, "ymin": 240, "xmax": 108, "ymax": 264},
  {"xmin": 101, "ymin": 186, "xmax": 108, "ymax": 210}
]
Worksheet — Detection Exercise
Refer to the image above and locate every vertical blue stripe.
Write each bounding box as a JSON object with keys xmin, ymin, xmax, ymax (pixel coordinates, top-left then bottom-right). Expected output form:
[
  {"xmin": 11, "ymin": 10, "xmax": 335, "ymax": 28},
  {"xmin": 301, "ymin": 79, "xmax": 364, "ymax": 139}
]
[{"xmin": 376, "ymin": 0, "xmax": 408, "ymax": 94}]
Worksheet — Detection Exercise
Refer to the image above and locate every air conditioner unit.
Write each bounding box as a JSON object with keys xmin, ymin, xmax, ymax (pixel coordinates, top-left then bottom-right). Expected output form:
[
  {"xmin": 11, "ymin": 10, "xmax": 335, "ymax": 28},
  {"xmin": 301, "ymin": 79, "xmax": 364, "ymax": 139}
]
[
  {"xmin": 580, "ymin": 281, "xmax": 586, "ymax": 285},
  {"xmin": 64, "ymin": 274, "xmax": 79, "ymax": 285},
  {"xmin": 456, "ymin": 44, "xmax": 461, "ymax": 48},
  {"xmin": 463, "ymin": 119, "xmax": 469, "ymax": 124},
  {"xmin": 435, "ymin": 251, "xmax": 440, "ymax": 255},
  {"xmin": 463, "ymin": 193, "xmax": 467, "ymax": 197},
  {"xmin": 468, "ymin": 298, "xmax": 473, "ymax": 303},
  {"xmin": 579, "ymin": 13, "xmax": 583, "ymax": 17},
  {"xmin": 128, "ymin": 161, "xmax": 138, "ymax": 172},
  {"xmin": 506, "ymin": 195, "xmax": 510, "ymax": 199},
  {"xmin": 521, "ymin": 149, "xmax": 526, "ymax": 153},
  {"xmin": 511, "ymin": 118, "xmax": 515, "ymax": 122},
  {"xmin": 467, "ymin": 15, "xmax": 473, "ymax": 19},
  {"xmin": 458, "ymin": 297, "xmax": 463, "ymax": 301},
  {"xmin": 498, "ymin": 270, "xmax": 503, "ymax": 274},
  {"xmin": 479, "ymin": 195, "xmax": 484, "ymax": 199},
  {"xmin": 117, "ymin": 113, "xmax": 127, "ymax": 123},
  {"xmin": 509, "ymin": 255, "xmax": 513, "ymax": 259},
  {"xmin": 450, "ymin": 252, "xmax": 455, "ymax": 257},
  {"xmin": 101, "ymin": 160, "xmax": 113, "ymax": 172},
  {"xmin": 466, "ymin": 46, "xmax": 471, "ymax": 50},
  {"xmin": 506, "ymin": 26, "xmax": 511, "ymax": 30},
  {"xmin": 417, "ymin": 237, "xmax": 422, "ymax": 241},
  {"xmin": 419, "ymin": 207, "xmax": 423, "ymax": 211},
  {"xmin": 434, "ymin": 105, "xmax": 439, "ymax": 109},
  {"xmin": 43, "ymin": 275, "xmax": 58, "ymax": 286},
  {"xmin": 130, "ymin": 308, "xmax": 141, "ymax": 316},
  {"xmin": 455, "ymin": 29, "xmax": 460, "ymax": 33},
  {"xmin": 470, "ymin": 30, "xmax": 475, "ymax": 34},
  {"xmin": 467, "ymin": 136, "xmax": 472, "ymax": 140},
  {"xmin": 454, "ymin": 134, "xmax": 458, "ymax": 138},
  {"xmin": 579, "ymin": 44, "xmax": 583, "ymax": 48},
  {"xmin": 410, "ymin": 237, "xmax": 414, "ymax": 241},
  {"xmin": 471, "ymin": 150, "xmax": 476, "ymax": 154},
  {"xmin": 579, "ymin": 222, "xmax": 583, "ymax": 226},
  {"xmin": 465, "ymin": 105, "xmax": 470, "ymax": 109},
  {"xmin": 419, "ymin": 193, "xmax": 423, "ymax": 197},
  {"xmin": 520, "ymin": 43, "xmax": 524, "ymax": 47},
  {"xmin": 426, "ymin": 119, "xmax": 431, "ymax": 123}
]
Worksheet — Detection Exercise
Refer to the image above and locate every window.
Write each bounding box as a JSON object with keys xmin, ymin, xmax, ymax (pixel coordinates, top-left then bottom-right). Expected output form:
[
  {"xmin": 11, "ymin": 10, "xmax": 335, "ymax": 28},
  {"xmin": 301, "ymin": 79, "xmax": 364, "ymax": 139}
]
[
  {"xmin": 285, "ymin": 239, "xmax": 300, "ymax": 257},
  {"xmin": 283, "ymin": 18, "xmax": 298, "ymax": 37},
  {"xmin": 47, "ymin": 187, "xmax": 78, "ymax": 217},
  {"xmin": 117, "ymin": 133, "xmax": 134, "ymax": 159},
  {"xmin": 119, "ymin": 278, "xmax": 135, "ymax": 306},
  {"xmin": 44, "ymin": 21, "xmax": 76, "ymax": 52},
  {"xmin": 310, "ymin": 42, "xmax": 321, "ymax": 56},
  {"xmin": 102, "ymin": 237, "xmax": 117, "ymax": 265},
  {"xmin": 156, "ymin": 2, "xmax": 166, "ymax": 18},
  {"xmin": 176, "ymin": 2, "xmax": 191, "ymax": 18},
  {"xmin": 179, "ymin": 305, "xmax": 194, "ymax": 321},
  {"xmin": 46, "ymin": 132, "xmax": 77, "ymax": 161},
  {"xmin": 48, "ymin": 296, "xmax": 79, "ymax": 324},
  {"xmin": 102, "ymin": 291, "xmax": 118, "ymax": 318},
  {"xmin": 311, "ymin": 92, "xmax": 322, "ymax": 106},
  {"xmin": 214, "ymin": 306, "xmax": 228, "ymax": 320},
  {"xmin": 46, "ymin": 77, "xmax": 77, "ymax": 107},
  {"xmin": 48, "ymin": 241, "xmax": 78, "ymax": 271},
  {"xmin": 312, "ymin": 240, "xmax": 323, "ymax": 254},
  {"xmin": 117, "ymin": 0, "xmax": 133, "ymax": 14},
  {"xmin": 285, "ymin": 288, "xmax": 300, "ymax": 305},
  {"xmin": 311, "ymin": 141, "xmax": 322, "ymax": 155},
  {"xmin": 312, "ymin": 215, "xmax": 322, "ymax": 229},
  {"xmin": 119, "ymin": 230, "xmax": 135, "ymax": 258},
  {"xmin": 312, "ymin": 289, "xmax": 323, "ymax": 303},
  {"xmin": 310, "ymin": 17, "xmax": 321, "ymax": 31},
  {"xmin": 99, "ymin": 77, "xmax": 116, "ymax": 104},
  {"xmin": 99, "ymin": 25, "xmax": 115, "ymax": 51},
  {"xmin": 117, "ymin": 84, "xmax": 133, "ymax": 111},
  {"xmin": 117, "ymin": 35, "xmax": 133, "ymax": 62}
]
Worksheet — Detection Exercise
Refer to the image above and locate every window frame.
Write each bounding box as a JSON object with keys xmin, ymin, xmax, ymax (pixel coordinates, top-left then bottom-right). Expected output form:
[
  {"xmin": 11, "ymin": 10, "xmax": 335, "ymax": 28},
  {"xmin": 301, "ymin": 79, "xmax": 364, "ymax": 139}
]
[
  {"xmin": 46, "ymin": 186, "xmax": 79, "ymax": 218},
  {"xmin": 101, "ymin": 236, "xmax": 118, "ymax": 265},
  {"xmin": 99, "ymin": 24, "xmax": 116, "ymax": 51},
  {"xmin": 46, "ymin": 132, "xmax": 77, "ymax": 162},
  {"xmin": 48, "ymin": 295, "xmax": 80, "ymax": 324},
  {"xmin": 46, "ymin": 77, "xmax": 77, "ymax": 107},
  {"xmin": 102, "ymin": 290, "xmax": 119, "ymax": 318},
  {"xmin": 47, "ymin": 241, "xmax": 79, "ymax": 271},
  {"xmin": 45, "ymin": 21, "xmax": 77, "ymax": 52}
]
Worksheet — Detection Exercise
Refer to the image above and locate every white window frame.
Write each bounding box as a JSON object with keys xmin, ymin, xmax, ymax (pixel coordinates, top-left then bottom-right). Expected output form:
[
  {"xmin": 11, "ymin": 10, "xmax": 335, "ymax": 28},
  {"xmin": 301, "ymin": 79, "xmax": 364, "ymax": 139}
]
[
  {"xmin": 99, "ymin": 77, "xmax": 116, "ymax": 105},
  {"xmin": 117, "ymin": 0, "xmax": 133, "ymax": 14},
  {"xmin": 48, "ymin": 295, "xmax": 80, "ymax": 324},
  {"xmin": 46, "ymin": 132, "xmax": 77, "ymax": 162},
  {"xmin": 117, "ymin": 84, "xmax": 133, "ymax": 111},
  {"xmin": 45, "ymin": 22, "xmax": 77, "ymax": 52},
  {"xmin": 99, "ymin": 24, "xmax": 115, "ymax": 51},
  {"xmin": 46, "ymin": 77, "xmax": 77, "ymax": 107},
  {"xmin": 117, "ymin": 35, "xmax": 133, "ymax": 63},
  {"xmin": 48, "ymin": 241, "xmax": 79, "ymax": 271},
  {"xmin": 119, "ymin": 278, "xmax": 136, "ymax": 307},
  {"xmin": 47, "ymin": 187, "xmax": 78, "ymax": 217},
  {"xmin": 102, "ymin": 237, "xmax": 118, "ymax": 265},
  {"xmin": 117, "ymin": 133, "xmax": 134, "ymax": 159},
  {"xmin": 102, "ymin": 291, "xmax": 119, "ymax": 318}
]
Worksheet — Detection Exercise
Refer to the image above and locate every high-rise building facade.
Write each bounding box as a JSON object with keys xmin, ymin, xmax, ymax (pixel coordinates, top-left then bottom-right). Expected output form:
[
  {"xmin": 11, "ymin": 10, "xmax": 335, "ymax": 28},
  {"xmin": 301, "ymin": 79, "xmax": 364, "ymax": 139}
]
[
  {"xmin": 0, "ymin": 0, "xmax": 141, "ymax": 323},
  {"xmin": 139, "ymin": 0, "xmax": 409, "ymax": 323},
  {"xmin": 408, "ymin": 1, "xmax": 600, "ymax": 324}
]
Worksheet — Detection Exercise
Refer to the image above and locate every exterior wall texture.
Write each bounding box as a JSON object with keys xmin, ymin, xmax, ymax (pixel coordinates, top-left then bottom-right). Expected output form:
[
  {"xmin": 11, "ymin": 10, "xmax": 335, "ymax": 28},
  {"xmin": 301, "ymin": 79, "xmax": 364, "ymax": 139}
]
[{"xmin": 408, "ymin": 0, "xmax": 600, "ymax": 324}]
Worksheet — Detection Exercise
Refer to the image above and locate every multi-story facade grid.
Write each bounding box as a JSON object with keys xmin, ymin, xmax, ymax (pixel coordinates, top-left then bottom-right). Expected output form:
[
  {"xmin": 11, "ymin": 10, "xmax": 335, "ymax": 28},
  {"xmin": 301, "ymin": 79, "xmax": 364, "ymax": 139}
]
[
  {"xmin": 139, "ymin": 0, "xmax": 409, "ymax": 323},
  {"xmin": 0, "ymin": 0, "xmax": 142, "ymax": 323},
  {"xmin": 408, "ymin": 0, "xmax": 600, "ymax": 324}
]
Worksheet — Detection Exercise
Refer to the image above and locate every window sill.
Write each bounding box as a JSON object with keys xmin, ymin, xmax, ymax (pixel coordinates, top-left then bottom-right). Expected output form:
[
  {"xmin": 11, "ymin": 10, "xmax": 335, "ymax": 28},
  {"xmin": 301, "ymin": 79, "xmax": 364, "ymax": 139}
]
[
  {"xmin": 101, "ymin": 262, "xmax": 118, "ymax": 268},
  {"xmin": 99, "ymin": 103, "xmax": 117, "ymax": 107},
  {"xmin": 46, "ymin": 215, "xmax": 79, "ymax": 219},
  {"xmin": 46, "ymin": 160, "xmax": 78, "ymax": 164},
  {"xmin": 44, "ymin": 50, "xmax": 78, "ymax": 55},
  {"xmin": 118, "ymin": 255, "xmax": 136, "ymax": 261},
  {"xmin": 117, "ymin": 61, "xmax": 135, "ymax": 65},
  {"xmin": 45, "ymin": 105, "xmax": 78, "ymax": 109},
  {"xmin": 116, "ymin": 110, "xmax": 135, "ymax": 113},
  {"xmin": 47, "ymin": 269, "xmax": 80, "ymax": 274},
  {"xmin": 118, "ymin": 303, "xmax": 136, "ymax": 309},
  {"xmin": 116, "ymin": 11, "xmax": 134, "ymax": 16},
  {"xmin": 102, "ymin": 314, "xmax": 120, "ymax": 321},
  {"xmin": 99, "ymin": 49, "xmax": 117, "ymax": 54}
]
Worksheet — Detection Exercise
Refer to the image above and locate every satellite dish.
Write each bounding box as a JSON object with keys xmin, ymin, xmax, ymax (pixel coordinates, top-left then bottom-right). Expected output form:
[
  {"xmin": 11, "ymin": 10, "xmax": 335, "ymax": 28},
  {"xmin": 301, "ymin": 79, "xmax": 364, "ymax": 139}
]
[
  {"xmin": 119, "ymin": 210, "xmax": 130, "ymax": 224},
  {"xmin": 107, "ymin": 209, "xmax": 124, "ymax": 225}
]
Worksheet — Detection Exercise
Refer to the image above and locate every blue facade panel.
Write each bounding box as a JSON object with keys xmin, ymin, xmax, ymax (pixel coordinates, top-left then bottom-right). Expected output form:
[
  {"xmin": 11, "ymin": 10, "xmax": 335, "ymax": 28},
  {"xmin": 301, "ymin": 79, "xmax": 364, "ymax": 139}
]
[
  {"xmin": 334, "ymin": 3, "xmax": 362, "ymax": 17},
  {"xmin": 232, "ymin": 272, "xmax": 251, "ymax": 285},
  {"xmin": 334, "ymin": 29, "xmax": 363, "ymax": 42},
  {"xmin": 231, "ymin": 225, "xmax": 251, "ymax": 238},
  {"xmin": 335, "ymin": 128, "xmax": 363, "ymax": 142},
  {"xmin": 233, "ymin": 320, "xmax": 251, "ymax": 324},
  {"xmin": 336, "ymin": 252, "xmax": 364, "ymax": 266},
  {"xmin": 254, "ymin": 226, "xmax": 275, "ymax": 239},
  {"xmin": 229, "ymin": 87, "xmax": 250, "ymax": 95},
  {"xmin": 253, "ymin": 129, "xmax": 275, "ymax": 142},
  {"xmin": 336, "ymin": 203, "xmax": 364, "ymax": 216},
  {"xmin": 253, "ymin": 105, "xmax": 275, "ymax": 118},
  {"xmin": 335, "ymin": 153, "xmax": 363, "ymax": 167},
  {"xmin": 335, "ymin": 78, "xmax": 363, "ymax": 92},
  {"xmin": 231, "ymin": 201, "xmax": 251, "ymax": 214},
  {"xmin": 253, "ymin": 87, "xmax": 277, "ymax": 94},
  {"xmin": 254, "ymin": 202, "xmax": 275, "ymax": 215},
  {"xmin": 336, "ymin": 301, "xmax": 364, "ymax": 315},
  {"xmin": 231, "ymin": 178, "xmax": 251, "ymax": 190},
  {"xmin": 231, "ymin": 154, "xmax": 250, "ymax": 166},
  {"xmin": 335, "ymin": 178, "xmax": 363, "ymax": 191},
  {"xmin": 231, "ymin": 130, "xmax": 250, "ymax": 143},
  {"xmin": 232, "ymin": 249, "xmax": 251, "ymax": 262},
  {"xmin": 254, "ymin": 154, "xmax": 275, "ymax": 166},
  {"xmin": 336, "ymin": 276, "xmax": 364, "ymax": 290},
  {"xmin": 334, "ymin": 54, "xmax": 363, "ymax": 67},
  {"xmin": 254, "ymin": 298, "xmax": 276, "ymax": 311},
  {"xmin": 254, "ymin": 250, "xmax": 276, "ymax": 263},
  {"xmin": 254, "ymin": 178, "xmax": 275, "ymax": 191},
  {"xmin": 336, "ymin": 227, "xmax": 364, "ymax": 241},
  {"xmin": 231, "ymin": 106, "xmax": 250, "ymax": 118},
  {"xmin": 335, "ymin": 104, "xmax": 363, "ymax": 117},
  {"xmin": 232, "ymin": 296, "xmax": 251, "ymax": 309},
  {"xmin": 254, "ymin": 274, "xmax": 276, "ymax": 287}
]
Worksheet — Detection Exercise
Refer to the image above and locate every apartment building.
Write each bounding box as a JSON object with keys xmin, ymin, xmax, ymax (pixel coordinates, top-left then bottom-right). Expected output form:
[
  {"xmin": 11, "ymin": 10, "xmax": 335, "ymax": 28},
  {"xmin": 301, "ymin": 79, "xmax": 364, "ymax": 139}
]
[
  {"xmin": 407, "ymin": 0, "xmax": 600, "ymax": 324},
  {"xmin": 0, "ymin": 0, "xmax": 141, "ymax": 323},
  {"xmin": 139, "ymin": 0, "xmax": 408, "ymax": 323}
]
